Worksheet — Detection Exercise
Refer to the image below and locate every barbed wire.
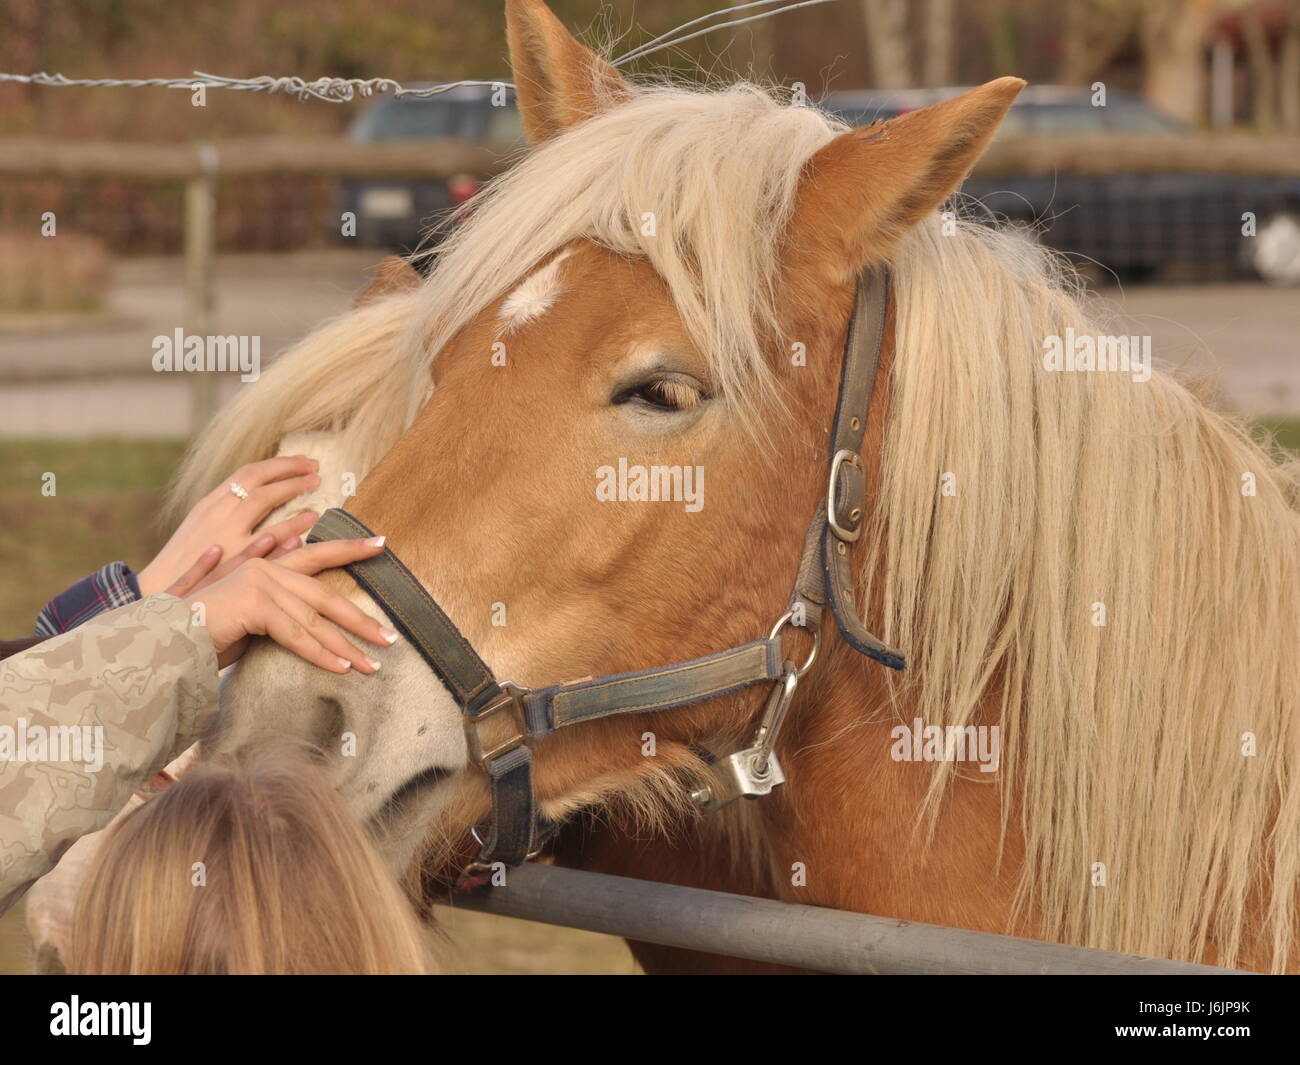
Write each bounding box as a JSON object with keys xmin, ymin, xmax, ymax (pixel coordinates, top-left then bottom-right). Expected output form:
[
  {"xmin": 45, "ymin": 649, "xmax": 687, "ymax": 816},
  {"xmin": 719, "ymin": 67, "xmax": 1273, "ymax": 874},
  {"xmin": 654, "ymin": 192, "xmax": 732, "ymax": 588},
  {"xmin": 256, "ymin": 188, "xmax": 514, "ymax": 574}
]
[{"xmin": 0, "ymin": 0, "xmax": 838, "ymax": 105}]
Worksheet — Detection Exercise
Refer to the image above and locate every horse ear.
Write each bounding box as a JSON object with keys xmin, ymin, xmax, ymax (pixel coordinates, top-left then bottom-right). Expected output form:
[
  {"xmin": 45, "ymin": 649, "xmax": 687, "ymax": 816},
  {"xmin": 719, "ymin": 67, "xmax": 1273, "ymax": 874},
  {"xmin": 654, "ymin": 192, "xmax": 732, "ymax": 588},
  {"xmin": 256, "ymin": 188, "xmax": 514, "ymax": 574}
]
[
  {"xmin": 354, "ymin": 257, "xmax": 420, "ymax": 308},
  {"xmin": 784, "ymin": 77, "xmax": 1025, "ymax": 292},
  {"xmin": 506, "ymin": 0, "xmax": 631, "ymax": 144}
]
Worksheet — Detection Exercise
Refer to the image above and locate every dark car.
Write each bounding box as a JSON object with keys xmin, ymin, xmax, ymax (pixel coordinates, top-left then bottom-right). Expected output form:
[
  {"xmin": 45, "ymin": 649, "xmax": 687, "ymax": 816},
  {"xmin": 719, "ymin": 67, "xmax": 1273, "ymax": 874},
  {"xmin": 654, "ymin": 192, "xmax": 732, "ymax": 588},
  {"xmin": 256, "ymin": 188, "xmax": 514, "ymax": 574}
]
[
  {"xmin": 337, "ymin": 84, "xmax": 524, "ymax": 251},
  {"xmin": 818, "ymin": 86, "xmax": 1300, "ymax": 285}
]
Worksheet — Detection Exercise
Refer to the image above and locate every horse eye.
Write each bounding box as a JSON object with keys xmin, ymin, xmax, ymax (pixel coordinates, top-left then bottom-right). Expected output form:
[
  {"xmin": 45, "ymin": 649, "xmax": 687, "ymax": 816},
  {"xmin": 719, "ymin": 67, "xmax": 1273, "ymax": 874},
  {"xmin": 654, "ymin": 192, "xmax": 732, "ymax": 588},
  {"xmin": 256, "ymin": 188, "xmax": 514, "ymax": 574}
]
[{"xmin": 617, "ymin": 376, "xmax": 704, "ymax": 412}]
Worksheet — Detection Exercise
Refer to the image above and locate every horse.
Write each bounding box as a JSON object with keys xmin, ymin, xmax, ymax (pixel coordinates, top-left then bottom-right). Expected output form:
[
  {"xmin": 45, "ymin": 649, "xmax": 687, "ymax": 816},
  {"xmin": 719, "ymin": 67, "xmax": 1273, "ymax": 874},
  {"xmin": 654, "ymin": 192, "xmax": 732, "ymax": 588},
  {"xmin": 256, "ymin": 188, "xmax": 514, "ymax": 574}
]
[{"xmin": 163, "ymin": 0, "xmax": 1297, "ymax": 973}]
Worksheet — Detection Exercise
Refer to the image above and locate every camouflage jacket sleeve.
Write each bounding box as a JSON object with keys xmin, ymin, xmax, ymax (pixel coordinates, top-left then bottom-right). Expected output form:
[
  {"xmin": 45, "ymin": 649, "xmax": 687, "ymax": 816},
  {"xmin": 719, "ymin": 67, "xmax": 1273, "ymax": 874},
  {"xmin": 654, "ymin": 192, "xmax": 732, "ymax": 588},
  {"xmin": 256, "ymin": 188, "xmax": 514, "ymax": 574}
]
[{"xmin": 0, "ymin": 594, "xmax": 219, "ymax": 914}]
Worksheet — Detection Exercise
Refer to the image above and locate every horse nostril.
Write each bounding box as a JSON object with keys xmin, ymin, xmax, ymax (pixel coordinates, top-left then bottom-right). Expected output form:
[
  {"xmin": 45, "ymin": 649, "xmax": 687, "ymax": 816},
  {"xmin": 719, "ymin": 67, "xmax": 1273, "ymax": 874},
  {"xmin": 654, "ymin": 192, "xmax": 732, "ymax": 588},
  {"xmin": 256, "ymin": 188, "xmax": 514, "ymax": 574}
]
[{"xmin": 314, "ymin": 695, "xmax": 347, "ymax": 760}]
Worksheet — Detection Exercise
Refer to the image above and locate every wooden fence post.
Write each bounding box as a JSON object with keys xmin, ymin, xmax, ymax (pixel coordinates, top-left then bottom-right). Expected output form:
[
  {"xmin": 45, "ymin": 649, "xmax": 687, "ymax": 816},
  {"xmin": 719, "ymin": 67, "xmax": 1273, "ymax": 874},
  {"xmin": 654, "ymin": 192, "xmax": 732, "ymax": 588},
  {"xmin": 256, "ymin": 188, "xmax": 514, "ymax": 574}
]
[{"xmin": 185, "ymin": 143, "xmax": 218, "ymax": 434}]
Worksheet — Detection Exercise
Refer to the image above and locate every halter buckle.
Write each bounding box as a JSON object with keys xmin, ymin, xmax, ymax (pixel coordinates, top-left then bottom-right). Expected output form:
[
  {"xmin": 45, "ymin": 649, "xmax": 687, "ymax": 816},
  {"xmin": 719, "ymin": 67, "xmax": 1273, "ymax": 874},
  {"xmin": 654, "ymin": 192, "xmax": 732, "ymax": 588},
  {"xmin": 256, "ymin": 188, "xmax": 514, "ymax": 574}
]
[
  {"xmin": 827, "ymin": 448, "xmax": 866, "ymax": 542},
  {"xmin": 463, "ymin": 682, "xmax": 530, "ymax": 768}
]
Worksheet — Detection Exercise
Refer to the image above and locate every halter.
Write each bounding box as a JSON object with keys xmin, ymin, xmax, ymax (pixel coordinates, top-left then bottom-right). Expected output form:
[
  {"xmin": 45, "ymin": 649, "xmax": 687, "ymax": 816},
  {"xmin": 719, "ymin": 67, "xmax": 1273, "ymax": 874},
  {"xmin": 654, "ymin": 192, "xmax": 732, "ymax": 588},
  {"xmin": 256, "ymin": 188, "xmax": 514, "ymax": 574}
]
[{"xmin": 307, "ymin": 266, "xmax": 906, "ymax": 879}]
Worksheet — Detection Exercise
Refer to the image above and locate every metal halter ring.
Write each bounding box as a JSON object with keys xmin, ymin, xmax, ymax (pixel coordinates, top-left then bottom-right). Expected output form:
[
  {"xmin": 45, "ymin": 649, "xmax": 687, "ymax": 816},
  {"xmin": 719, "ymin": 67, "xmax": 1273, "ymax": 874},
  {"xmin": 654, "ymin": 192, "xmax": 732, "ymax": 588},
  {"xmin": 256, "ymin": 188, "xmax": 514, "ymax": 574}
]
[
  {"xmin": 468, "ymin": 823, "xmax": 545, "ymax": 865},
  {"xmin": 769, "ymin": 611, "xmax": 820, "ymax": 678},
  {"xmin": 228, "ymin": 481, "xmax": 250, "ymax": 501}
]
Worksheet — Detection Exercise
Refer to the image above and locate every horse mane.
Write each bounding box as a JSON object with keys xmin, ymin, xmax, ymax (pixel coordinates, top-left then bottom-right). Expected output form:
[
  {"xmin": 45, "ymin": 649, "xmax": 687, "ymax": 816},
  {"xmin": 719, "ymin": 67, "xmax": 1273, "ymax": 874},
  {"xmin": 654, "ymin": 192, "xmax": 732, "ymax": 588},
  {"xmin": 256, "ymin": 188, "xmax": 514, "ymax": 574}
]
[
  {"xmin": 168, "ymin": 71, "xmax": 1300, "ymax": 971},
  {"xmin": 872, "ymin": 215, "xmax": 1300, "ymax": 971}
]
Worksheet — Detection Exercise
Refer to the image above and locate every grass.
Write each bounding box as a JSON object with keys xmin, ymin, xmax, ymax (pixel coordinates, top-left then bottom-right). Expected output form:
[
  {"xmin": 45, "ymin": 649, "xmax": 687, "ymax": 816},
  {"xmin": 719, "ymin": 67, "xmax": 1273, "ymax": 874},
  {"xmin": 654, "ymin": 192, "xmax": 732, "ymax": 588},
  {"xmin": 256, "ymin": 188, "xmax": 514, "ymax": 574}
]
[
  {"xmin": 1254, "ymin": 417, "xmax": 1300, "ymax": 455},
  {"xmin": 0, "ymin": 438, "xmax": 185, "ymax": 635}
]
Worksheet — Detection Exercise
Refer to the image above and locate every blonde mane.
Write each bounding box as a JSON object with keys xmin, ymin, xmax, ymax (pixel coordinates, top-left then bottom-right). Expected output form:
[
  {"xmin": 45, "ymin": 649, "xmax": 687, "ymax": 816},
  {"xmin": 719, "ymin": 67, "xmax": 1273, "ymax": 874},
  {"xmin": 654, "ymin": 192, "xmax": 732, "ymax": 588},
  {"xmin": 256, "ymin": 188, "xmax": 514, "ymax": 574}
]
[
  {"xmin": 874, "ymin": 217, "xmax": 1300, "ymax": 971},
  {"xmin": 171, "ymin": 75, "xmax": 1300, "ymax": 971}
]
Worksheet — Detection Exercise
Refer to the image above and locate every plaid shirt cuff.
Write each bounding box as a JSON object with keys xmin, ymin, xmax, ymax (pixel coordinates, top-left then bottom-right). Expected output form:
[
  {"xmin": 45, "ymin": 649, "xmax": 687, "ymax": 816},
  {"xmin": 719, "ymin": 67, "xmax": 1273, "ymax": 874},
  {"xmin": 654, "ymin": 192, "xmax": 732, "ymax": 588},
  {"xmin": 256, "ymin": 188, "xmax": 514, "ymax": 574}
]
[{"xmin": 35, "ymin": 561, "xmax": 143, "ymax": 636}]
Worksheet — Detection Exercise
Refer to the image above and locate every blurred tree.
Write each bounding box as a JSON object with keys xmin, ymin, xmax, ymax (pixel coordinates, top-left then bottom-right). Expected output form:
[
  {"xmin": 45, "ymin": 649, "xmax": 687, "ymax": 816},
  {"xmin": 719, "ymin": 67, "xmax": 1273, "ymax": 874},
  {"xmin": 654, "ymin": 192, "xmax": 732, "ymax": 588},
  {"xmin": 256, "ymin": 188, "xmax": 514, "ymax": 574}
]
[
  {"xmin": 1242, "ymin": 2, "xmax": 1277, "ymax": 130},
  {"xmin": 981, "ymin": 0, "xmax": 1021, "ymax": 79},
  {"xmin": 923, "ymin": 0, "xmax": 955, "ymax": 86},
  {"xmin": 0, "ymin": 0, "xmax": 45, "ymax": 114},
  {"xmin": 860, "ymin": 0, "xmax": 914, "ymax": 87},
  {"xmin": 1059, "ymin": 0, "xmax": 1136, "ymax": 85},
  {"xmin": 1140, "ymin": 0, "xmax": 1222, "ymax": 124},
  {"xmin": 1283, "ymin": 0, "xmax": 1300, "ymax": 131}
]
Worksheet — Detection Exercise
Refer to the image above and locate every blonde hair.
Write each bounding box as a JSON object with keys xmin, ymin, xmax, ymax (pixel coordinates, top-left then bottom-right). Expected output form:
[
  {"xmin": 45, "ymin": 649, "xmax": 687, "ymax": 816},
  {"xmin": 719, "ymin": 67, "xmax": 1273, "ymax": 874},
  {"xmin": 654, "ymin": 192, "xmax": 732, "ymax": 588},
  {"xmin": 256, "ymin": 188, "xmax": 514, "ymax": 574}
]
[
  {"xmin": 871, "ymin": 215, "xmax": 1300, "ymax": 971},
  {"xmin": 71, "ymin": 751, "xmax": 433, "ymax": 974}
]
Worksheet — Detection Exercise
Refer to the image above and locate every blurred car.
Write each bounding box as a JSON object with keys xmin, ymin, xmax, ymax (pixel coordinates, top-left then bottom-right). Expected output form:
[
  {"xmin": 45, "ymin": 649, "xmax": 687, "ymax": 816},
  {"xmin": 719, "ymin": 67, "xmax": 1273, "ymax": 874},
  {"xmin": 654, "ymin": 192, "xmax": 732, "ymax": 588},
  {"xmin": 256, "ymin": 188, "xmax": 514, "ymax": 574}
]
[
  {"xmin": 818, "ymin": 86, "xmax": 1300, "ymax": 285},
  {"xmin": 337, "ymin": 84, "xmax": 524, "ymax": 251}
]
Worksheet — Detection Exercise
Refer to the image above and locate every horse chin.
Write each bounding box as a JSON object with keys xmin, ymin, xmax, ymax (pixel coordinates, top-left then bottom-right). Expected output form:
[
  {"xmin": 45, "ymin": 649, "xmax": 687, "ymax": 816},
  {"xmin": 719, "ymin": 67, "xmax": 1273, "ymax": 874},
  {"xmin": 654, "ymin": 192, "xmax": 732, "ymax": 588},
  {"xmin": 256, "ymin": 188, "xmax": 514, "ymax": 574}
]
[{"xmin": 365, "ymin": 765, "xmax": 473, "ymax": 880}]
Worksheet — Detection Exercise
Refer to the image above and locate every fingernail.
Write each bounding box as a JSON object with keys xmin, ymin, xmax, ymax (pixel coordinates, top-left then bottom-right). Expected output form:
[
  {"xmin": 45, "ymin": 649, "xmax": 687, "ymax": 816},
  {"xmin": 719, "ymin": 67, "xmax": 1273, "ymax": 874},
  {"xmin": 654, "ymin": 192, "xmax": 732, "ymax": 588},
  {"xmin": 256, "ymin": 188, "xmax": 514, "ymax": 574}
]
[
  {"xmin": 366, "ymin": 536, "xmax": 386, "ymax": 548},
  {"xmin": 367, "ymin": 658, "xmax": 382, "ymax": 671},
  {"xmin": 380, "ymin": 627, "xmax": 399, "ymax": 645},
  {"xmin": 281, "ymin": 536, "xmax": 301, "ymax": 551},
  {"xmin": 336, "ymin": 657, "xmax": 352, "ymax": 671}
]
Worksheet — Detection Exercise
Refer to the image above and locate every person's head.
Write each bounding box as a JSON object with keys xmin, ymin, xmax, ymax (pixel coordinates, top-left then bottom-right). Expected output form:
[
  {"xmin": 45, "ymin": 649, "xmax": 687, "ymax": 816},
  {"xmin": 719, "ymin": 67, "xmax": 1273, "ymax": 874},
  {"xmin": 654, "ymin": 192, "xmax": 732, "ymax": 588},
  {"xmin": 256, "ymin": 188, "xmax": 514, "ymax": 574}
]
[{"xmin": 71, "ymin": 750, "xmax": 434, "ymax": 974}]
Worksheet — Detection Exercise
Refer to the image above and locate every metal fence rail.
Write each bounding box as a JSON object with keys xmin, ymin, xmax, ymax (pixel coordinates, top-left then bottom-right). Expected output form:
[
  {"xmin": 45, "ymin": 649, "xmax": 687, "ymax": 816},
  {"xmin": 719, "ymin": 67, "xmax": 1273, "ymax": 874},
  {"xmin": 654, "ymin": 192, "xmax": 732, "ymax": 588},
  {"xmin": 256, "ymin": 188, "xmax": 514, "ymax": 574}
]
[{"xmin": 444, "ymin": 863, "xmax": 1249, "ymax": 975}]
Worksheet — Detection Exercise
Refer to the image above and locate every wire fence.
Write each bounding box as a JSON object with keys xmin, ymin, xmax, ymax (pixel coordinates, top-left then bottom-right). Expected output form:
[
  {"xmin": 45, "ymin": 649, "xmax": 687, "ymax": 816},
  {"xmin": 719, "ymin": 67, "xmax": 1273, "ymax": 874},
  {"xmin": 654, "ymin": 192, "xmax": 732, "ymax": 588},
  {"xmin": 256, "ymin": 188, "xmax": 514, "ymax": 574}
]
[
  {"xmin": 0, "ymin": 0, "xmax": 837, "ymax": 104},
  {"xmin": 0, "ymin": 1, "xmax": 839, "ymax": 256}
]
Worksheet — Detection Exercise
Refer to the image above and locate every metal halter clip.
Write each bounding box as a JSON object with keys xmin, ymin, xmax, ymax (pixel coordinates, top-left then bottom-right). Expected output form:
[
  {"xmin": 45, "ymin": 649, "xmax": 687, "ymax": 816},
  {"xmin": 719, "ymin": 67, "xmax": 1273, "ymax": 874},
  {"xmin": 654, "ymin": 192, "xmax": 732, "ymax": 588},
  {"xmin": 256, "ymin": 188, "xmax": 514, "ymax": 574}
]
[{"xmin": 690, "ymin": 665, "xmax": 798, "ymax": 813}]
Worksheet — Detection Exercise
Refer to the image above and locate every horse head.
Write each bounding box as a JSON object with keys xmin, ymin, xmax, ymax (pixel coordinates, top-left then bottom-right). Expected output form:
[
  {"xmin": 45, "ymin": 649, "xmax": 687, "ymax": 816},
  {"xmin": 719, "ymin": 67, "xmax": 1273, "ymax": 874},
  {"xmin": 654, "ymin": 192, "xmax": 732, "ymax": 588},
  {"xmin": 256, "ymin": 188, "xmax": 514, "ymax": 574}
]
[{"xmin": 212, "ymin": 0, "xmax": 1022, "ymax": 881}]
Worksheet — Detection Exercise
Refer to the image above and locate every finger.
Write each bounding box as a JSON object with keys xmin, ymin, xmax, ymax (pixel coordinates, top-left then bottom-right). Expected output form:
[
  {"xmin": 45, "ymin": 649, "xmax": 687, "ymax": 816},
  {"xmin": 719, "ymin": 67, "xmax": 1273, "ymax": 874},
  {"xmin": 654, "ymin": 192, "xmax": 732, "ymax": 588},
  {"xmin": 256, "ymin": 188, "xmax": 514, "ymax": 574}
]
[
  {"xmin": 257, "ymin": 509, "xmax": 319, "ymax": 546},
  {"xmin": 227, "ymin": 509, "xmax": 316, "ymax": 562},
  {"xmin": 229, "ymin": 455, "xmax": 319, "ymax": 493},
  {"xmin": 191, "ymin": 533, "xmax": 278, "ymax": 594},
  {"xmin": 266, "ymin": 535, "xmax": 302, "ymax": 561},
  {"xmin": 271, "ymin": 586, "xmax": 382, "ymax": 674},
  {"xmin": 275, "ymin": 536, "xmax": 387, "ymax": 577},
  {"xmin": 273, "ymin": 566, "xmax": 399, "ymax": 648},
  {"xmin": 242, "ymin": 474, "xmax": 322, "ymax": 526},
  {"xmin": 163, "ymin": 546, "xmax": 223, "ymax": 597},
  {"xmin": 260, "ymin": 600, "xmax": 354, "ymax": 675}
]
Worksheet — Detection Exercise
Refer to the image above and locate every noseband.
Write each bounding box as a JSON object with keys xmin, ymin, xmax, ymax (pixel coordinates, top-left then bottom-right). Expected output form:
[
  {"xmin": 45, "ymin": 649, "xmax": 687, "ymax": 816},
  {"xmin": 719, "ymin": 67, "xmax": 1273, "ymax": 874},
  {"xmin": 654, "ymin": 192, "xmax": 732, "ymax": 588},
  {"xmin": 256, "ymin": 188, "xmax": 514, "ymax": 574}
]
[{"xmin": 307, "ymin": 266, "xmax": 906, "ymax": 880}]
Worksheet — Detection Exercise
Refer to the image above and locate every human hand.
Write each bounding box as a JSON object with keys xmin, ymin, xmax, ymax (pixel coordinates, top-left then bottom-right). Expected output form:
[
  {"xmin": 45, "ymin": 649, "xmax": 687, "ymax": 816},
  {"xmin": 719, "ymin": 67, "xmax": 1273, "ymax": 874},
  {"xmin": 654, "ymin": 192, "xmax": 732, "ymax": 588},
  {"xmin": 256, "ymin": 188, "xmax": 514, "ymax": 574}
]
[
  {"xmin": 138, "ymin": 456, "xmax": 324, "ymax": 597},
  {"xmin": 178, "ymin": 537, "xmax": 398, "ymax": 672}
]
